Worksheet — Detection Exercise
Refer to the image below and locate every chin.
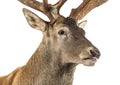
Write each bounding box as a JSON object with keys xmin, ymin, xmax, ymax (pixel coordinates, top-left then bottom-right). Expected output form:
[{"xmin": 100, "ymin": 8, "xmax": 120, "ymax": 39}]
[
  {"xmin": 83, "ymin": 63, "xmax": 96, "ymax": 66},
  {"xmin": 82, "ymin": 60, "xmax": 97, "ymax": 66}
]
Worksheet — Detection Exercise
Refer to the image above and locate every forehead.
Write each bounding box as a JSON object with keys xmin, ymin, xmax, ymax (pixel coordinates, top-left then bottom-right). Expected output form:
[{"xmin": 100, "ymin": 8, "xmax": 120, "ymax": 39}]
[{"xmin": 60, "ymin": 17, "xmax": 85, "ymax": 34}]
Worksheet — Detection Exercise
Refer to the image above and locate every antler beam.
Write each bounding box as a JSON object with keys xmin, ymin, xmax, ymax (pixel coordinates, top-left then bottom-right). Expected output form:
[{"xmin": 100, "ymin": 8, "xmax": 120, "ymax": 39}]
[{"xmin": 70, "ymin": 0, "xmax": 108, "ymax": 21}]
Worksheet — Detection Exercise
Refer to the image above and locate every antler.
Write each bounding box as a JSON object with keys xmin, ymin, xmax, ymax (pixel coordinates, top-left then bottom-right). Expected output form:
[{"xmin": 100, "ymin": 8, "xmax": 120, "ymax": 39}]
[
  {"xmin": 70, "ymin": 0, "xmax": 108, "ymax": 21},
  {"xmin": 52, "ymin": 0, "xmax": 67, "ymax": 18},
  {"xmin": 18, "ymin": 0, "xmax": 67, "ymax": 22}
]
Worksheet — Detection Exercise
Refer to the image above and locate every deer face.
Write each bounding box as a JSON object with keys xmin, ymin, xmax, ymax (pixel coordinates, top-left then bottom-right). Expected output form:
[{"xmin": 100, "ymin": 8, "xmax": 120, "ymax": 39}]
[
  {"xmin": 53, "ymin": 17, "xmax": 100, "ymax": 66},
  {"xmin": 23, "ymin": 9, "xmax": 100, "ymax": 66}
]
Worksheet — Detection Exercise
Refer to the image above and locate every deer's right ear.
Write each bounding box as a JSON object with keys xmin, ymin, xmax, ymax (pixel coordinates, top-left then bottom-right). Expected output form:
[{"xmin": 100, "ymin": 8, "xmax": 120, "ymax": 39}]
[{"xmin": 23, "ymin": 8, "xmax": 47, "ymax": 32}]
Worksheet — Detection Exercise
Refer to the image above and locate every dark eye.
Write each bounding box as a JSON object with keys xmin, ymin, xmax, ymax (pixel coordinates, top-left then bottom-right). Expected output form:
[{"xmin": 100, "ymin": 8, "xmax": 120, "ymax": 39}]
[{"xmin": 58, "ymin": 30, "xmax": 65, "ymax": 35}]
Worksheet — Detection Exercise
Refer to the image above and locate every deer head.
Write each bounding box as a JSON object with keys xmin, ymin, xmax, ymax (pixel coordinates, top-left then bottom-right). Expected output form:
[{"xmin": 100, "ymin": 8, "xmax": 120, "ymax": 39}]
[{"xmin": 18, "ymin": 0, "xmax": 107, "ymax": 66}]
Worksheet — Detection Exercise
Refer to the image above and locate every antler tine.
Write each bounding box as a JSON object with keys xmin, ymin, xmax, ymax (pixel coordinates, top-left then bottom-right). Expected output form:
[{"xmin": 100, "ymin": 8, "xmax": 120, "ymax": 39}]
[
  {"xmin": 18, "ymin": 0, "xmax": 54, "ymax": 21},
  {"xmin": 53, "ymin": 0, "xmax": 67, "ymax": 11},
  {"xmin": 48, "ymin": 0, "xmax": 67, "ymax": 19},
  {"xmin": 70, "ymin": 0, "xmax": 108, "ymax": 21}
]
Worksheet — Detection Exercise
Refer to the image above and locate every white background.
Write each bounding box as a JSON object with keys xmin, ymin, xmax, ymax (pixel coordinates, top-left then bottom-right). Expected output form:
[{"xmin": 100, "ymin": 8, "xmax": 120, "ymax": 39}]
[{"xmin": 0, "ymin": 0, "xmax": 119, "ymax": 85}]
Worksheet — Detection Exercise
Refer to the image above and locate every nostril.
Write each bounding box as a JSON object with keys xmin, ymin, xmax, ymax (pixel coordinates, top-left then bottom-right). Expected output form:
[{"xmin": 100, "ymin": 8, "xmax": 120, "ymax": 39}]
[{"xmin": 90, "ymin": 50, "xmax": 100, "ymax": 58}]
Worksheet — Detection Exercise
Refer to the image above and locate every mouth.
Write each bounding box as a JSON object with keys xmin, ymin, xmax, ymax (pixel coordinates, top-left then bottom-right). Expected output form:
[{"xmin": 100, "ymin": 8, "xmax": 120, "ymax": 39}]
[
  {"xmin": 82, "ymin": 56, "xmax": 99, "ymax": 66},
  {"xmin": 83, "ymin": 57, "xmax": 98, "ymax": 62}
]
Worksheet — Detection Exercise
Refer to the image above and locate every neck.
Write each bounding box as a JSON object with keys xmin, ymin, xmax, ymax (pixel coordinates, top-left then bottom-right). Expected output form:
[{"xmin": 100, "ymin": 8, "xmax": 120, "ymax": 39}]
[{"xmin": 20, "ymin": 42, "xmax": 77, "ymax": 85}]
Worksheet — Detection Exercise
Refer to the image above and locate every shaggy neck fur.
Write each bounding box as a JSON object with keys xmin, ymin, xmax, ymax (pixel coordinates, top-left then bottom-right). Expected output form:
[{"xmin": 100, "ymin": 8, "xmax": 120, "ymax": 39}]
[
  {"xmin": 0, "ymin": 34, "xmax": 77, "ymax": 85},
  {"xmin": 18, "ymin": 40, "xmax": 77, "ymax": 85}
]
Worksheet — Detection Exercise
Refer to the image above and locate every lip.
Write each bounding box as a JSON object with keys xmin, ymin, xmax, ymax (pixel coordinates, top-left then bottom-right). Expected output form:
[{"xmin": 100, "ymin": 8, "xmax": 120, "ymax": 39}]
[{"xmin": 83, "ymin": 57, "xmax": 98, "ymax": 62}]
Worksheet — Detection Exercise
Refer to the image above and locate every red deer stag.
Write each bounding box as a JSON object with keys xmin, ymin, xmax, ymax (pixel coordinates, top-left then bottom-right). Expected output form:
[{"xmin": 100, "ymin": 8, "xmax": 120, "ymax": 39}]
[{"xmin": 0, "ymin": 0, "xmax": 108, "ymax": 85}]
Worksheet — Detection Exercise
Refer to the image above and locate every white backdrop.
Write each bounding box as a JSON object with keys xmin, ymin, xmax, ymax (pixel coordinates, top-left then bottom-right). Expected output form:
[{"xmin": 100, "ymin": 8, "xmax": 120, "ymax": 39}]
[{"xmin": 0, "ymin": 0, "xmax": 119, "ymax": 85}]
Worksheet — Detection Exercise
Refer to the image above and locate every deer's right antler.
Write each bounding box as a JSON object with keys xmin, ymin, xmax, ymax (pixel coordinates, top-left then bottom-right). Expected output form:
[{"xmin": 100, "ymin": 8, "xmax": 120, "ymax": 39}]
[
  {"xmin": 69, "ymin": 0, "xmax": 108, "ymax": 21},
  {"xmin": 18, "ymin": 0, "xmax": 67, "ymax": 23}
]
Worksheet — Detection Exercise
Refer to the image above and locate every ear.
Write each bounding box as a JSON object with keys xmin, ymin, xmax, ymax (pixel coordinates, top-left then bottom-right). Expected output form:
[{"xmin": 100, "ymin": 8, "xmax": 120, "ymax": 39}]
[
  {"xmin": 23, "ymin": 8, "xmax": 47, "ymax": 32},
  {"xmin": 78, "ymin": 20, "xmax": 87, "ymax": 28}
]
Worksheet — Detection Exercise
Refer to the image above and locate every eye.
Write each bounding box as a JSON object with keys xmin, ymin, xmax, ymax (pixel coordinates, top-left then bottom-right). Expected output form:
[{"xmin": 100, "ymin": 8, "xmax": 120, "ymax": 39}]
[{"xmin": 58, "ymin": 30, "xmax": 65, "ymax": 35}]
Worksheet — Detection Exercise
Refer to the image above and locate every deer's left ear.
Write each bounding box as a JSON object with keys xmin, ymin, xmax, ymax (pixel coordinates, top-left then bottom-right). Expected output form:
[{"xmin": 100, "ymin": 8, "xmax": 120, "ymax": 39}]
[
  {"xmin": 77, "ymin": 20, "xmax": 87, "ymax": 28},
  {"xmin": 23, "ymin": 8, "xmax": 47, "ymax": 32}
]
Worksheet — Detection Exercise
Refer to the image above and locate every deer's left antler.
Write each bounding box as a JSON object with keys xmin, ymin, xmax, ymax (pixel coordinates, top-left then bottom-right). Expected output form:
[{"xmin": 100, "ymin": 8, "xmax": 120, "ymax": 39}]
[{"xmin": 69, "ymin": 0, "xmax": 108, "ymax": 21}]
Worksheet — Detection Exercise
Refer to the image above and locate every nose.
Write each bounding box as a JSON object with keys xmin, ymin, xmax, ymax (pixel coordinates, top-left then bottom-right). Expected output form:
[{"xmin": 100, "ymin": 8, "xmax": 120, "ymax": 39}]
[{"xmin": 90, "ymin": 49, "xmax": 101, "ymax": 59}]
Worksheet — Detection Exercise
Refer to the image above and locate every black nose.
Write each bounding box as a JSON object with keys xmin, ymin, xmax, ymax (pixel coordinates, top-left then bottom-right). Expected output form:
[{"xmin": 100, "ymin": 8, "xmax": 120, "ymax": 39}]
[{"xmin": 90, "ymin": 49, "xmax": 100, "ymax": 58}]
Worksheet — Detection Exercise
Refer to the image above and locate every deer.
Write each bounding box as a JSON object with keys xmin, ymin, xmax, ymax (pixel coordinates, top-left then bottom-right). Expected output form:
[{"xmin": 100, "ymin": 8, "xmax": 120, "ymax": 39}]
[{"xmin": 0, "ymin": 0, "xmax": 108, "ymax": 85}]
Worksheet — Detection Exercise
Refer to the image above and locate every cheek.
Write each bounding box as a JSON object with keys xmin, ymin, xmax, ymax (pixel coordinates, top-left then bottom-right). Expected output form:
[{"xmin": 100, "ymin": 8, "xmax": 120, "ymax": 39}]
[
  {"xmin": 57, "ymin": 38, "xmax": 76, "ymax": 53},
  {"xmin": 56, "ymin": 35, "xmax": 68, "ymax": 47},
  {"xmin": 57, "ymin": 39, "xmax": 66, "ymax": 49},
  {"xmin": 56, "ymin": 34, "xmax": 81, "ymax": 54}
]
